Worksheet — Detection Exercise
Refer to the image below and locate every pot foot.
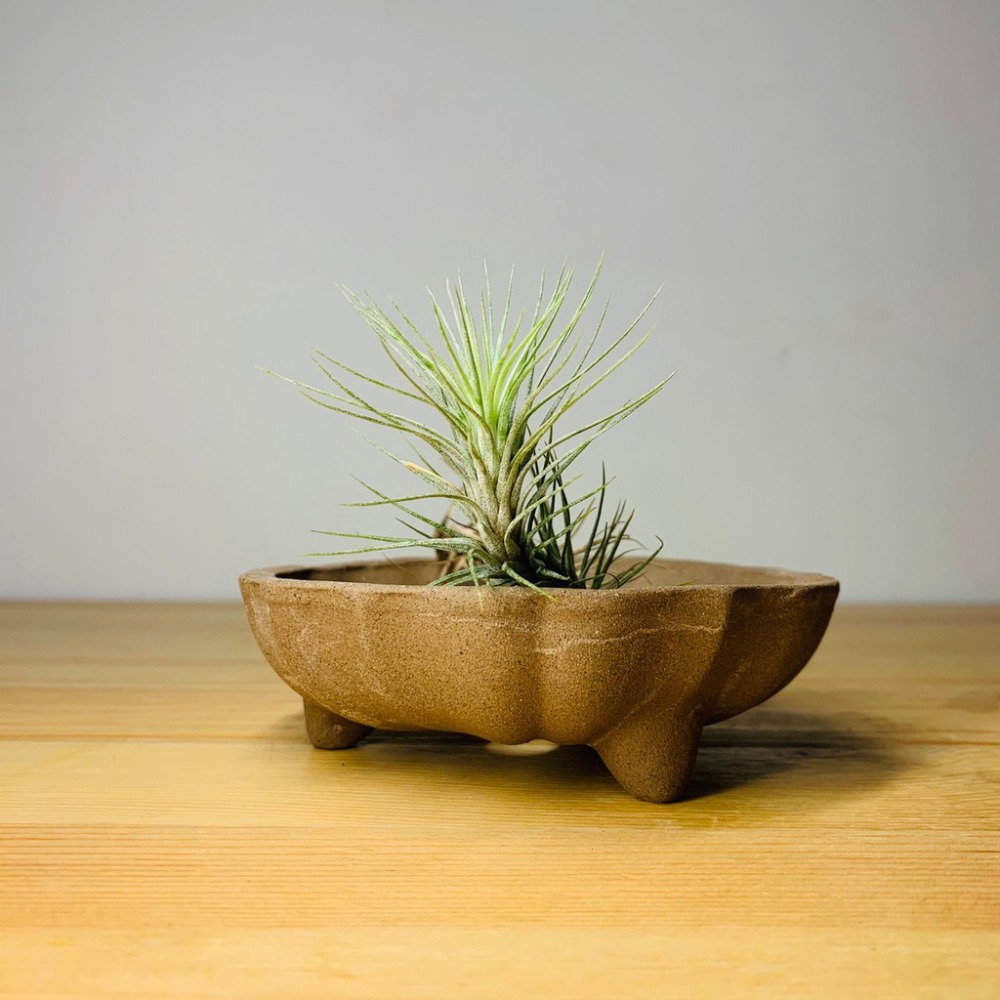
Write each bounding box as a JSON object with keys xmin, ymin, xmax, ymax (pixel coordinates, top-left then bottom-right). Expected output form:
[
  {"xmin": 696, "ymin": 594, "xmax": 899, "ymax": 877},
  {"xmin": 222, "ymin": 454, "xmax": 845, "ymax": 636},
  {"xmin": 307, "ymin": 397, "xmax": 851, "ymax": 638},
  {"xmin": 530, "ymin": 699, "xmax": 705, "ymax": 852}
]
[
  {"xmin": 303, "ymin": 698, "xmax": 372, "ymax": 750},
  {"xmin": 592, "ymin": 712, "xmax": 702, "ymax": 803}
]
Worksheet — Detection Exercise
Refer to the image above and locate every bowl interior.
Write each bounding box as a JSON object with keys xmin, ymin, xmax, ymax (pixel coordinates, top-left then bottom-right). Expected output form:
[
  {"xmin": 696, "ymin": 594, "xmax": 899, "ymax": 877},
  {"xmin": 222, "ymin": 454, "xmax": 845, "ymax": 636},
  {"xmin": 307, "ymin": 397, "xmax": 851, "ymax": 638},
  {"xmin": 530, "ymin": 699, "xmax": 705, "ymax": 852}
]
[{"xmin": 274, "ymin": 557, "xmax": 834, "ymax": 589}]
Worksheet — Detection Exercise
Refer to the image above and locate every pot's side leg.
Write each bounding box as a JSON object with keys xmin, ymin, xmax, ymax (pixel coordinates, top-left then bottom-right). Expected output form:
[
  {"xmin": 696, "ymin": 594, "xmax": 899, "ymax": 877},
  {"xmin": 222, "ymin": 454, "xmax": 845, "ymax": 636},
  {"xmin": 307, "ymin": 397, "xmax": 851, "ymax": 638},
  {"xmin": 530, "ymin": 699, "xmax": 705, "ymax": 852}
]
[
  {"xmin": 592, "ymin": 711, "xmax": 702, "ymax": 803},
  {"xmin": 303, "ymin": 698, "xmax": 372, "ymax": 750}
]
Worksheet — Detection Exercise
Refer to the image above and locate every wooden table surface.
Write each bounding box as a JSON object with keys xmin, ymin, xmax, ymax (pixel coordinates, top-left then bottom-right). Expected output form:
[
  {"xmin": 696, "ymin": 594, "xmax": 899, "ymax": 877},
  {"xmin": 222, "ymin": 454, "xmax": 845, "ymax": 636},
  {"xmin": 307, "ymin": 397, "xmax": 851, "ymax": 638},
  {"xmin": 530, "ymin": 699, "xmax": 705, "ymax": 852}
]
[{"xmin": 1, "ymin": 602, "xmax": 997, "ymax": 999}]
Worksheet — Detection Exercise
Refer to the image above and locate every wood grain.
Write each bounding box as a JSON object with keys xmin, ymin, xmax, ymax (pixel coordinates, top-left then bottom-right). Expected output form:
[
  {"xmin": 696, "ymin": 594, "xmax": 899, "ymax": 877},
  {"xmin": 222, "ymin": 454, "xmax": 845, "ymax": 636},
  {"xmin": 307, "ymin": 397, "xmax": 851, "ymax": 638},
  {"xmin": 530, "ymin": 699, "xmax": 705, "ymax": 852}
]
[{"xmin": 1, "ymin": 602, "xmax": 998, "ymax": 999}]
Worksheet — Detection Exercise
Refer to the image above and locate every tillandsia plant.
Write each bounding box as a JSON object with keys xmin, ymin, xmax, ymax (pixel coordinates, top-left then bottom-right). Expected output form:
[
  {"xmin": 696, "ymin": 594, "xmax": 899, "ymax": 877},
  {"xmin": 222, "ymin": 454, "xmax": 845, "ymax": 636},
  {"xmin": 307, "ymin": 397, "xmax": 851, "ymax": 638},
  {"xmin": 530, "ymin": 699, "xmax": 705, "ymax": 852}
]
[{"xmin": 267, "ymin": 258, "xmax": 673, "ymax": 592}]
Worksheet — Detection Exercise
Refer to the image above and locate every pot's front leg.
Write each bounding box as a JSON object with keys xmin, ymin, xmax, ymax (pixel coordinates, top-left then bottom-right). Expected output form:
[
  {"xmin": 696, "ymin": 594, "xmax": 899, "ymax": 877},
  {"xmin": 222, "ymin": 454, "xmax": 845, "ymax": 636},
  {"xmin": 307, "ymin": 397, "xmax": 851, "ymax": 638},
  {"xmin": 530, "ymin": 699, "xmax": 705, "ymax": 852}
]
[
  {"xmin": 303, "ymin": 698, "xmax": 372, "ymax": 750},
  {"xmin": 592, "ymin": 711, "xmax": 702, "ymax": 803}
]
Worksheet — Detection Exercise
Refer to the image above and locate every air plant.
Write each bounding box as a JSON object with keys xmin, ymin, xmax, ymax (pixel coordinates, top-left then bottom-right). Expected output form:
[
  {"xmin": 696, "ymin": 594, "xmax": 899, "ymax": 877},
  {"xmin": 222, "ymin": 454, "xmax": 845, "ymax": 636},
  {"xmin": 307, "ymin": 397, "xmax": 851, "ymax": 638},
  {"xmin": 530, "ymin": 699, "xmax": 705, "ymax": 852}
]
[{"xmin": 268, "ymin": 258, "xmax": 673, "ymax": 592}]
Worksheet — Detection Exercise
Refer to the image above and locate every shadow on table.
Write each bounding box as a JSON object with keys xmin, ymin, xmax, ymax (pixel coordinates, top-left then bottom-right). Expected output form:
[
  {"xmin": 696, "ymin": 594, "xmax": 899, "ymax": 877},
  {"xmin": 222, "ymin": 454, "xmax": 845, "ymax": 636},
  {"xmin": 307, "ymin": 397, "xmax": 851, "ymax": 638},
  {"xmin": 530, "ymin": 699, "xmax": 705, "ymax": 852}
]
[
  {"xmin": 263, "ymin": 686, "xmax": 922, "ymax": 816},
  {"xmin": 685, "ymin": 699, "xmax": 920, "ymax": 804}
]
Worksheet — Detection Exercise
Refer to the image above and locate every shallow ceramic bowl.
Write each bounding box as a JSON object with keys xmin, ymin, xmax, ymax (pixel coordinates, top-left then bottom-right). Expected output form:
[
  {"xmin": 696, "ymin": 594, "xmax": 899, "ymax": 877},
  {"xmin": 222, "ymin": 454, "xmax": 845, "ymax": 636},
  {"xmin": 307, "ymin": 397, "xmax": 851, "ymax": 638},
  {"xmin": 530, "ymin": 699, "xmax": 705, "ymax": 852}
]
[{"xmin": 239, "ymin": 557, "xmax": 839, "ymax": 802}]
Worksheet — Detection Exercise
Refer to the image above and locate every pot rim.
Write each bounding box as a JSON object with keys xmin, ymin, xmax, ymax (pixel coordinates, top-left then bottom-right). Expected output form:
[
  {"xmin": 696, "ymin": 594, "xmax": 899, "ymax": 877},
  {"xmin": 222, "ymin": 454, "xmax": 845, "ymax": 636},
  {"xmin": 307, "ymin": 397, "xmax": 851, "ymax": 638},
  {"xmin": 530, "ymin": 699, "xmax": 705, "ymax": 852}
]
[{"xmin": 240, "ymin": 556, "xmax": 840, "ymax": 599}]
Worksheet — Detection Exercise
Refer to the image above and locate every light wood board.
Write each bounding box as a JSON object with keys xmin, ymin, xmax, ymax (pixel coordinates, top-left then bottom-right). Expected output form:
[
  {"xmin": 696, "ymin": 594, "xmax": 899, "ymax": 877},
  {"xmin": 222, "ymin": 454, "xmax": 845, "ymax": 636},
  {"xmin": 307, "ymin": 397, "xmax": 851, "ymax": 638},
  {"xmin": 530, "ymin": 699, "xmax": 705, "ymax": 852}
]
[{"xmin": 1, "ymin": 602, "xmax": 998, "ymax": 999}]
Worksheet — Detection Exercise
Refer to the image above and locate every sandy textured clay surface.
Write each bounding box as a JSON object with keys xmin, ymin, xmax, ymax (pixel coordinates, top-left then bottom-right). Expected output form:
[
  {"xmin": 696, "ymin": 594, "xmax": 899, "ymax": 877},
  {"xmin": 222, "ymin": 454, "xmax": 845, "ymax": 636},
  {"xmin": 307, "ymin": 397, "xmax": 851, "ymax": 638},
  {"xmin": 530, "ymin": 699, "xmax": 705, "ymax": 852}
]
[{"xmin": 240, "ymin": 558, "xmax": 839, "ymax": 801}]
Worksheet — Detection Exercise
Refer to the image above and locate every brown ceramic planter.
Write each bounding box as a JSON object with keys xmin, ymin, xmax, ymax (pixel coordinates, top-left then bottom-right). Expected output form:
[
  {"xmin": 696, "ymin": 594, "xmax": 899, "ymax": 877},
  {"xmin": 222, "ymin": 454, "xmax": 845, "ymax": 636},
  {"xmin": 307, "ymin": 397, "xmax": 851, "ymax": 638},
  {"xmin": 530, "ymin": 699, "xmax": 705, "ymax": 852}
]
[{"xmin": 239, "ymin": 557, "xmax": 839, "ymax": 802}]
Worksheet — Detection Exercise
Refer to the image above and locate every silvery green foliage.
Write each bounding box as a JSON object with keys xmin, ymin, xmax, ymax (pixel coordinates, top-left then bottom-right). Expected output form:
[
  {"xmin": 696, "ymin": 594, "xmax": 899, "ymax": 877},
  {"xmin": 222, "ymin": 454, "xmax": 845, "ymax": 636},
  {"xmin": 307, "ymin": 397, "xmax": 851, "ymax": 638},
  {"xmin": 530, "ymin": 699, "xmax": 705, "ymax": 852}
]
[{"xmin": 270, "ymin": 259, "xmax": 672, "ymax": 591}]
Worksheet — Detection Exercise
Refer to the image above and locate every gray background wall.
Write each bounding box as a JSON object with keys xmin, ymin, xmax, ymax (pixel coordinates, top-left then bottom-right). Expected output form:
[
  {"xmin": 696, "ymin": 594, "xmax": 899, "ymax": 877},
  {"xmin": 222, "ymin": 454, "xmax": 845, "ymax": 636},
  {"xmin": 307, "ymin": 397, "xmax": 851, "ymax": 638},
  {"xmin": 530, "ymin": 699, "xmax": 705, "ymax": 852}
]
[{"xmin": 2, "ymin": 0, "xmax": 998, "ymax": 601}]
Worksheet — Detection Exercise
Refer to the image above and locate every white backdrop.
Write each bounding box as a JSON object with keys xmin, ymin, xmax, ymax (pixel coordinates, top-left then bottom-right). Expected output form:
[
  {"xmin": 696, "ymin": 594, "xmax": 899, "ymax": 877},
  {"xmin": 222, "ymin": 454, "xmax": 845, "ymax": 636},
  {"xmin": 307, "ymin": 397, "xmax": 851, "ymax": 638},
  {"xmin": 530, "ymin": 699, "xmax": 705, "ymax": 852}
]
[{"xmin": 2, "ymin": 0, "xmax": 998, "ymax": 601}]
